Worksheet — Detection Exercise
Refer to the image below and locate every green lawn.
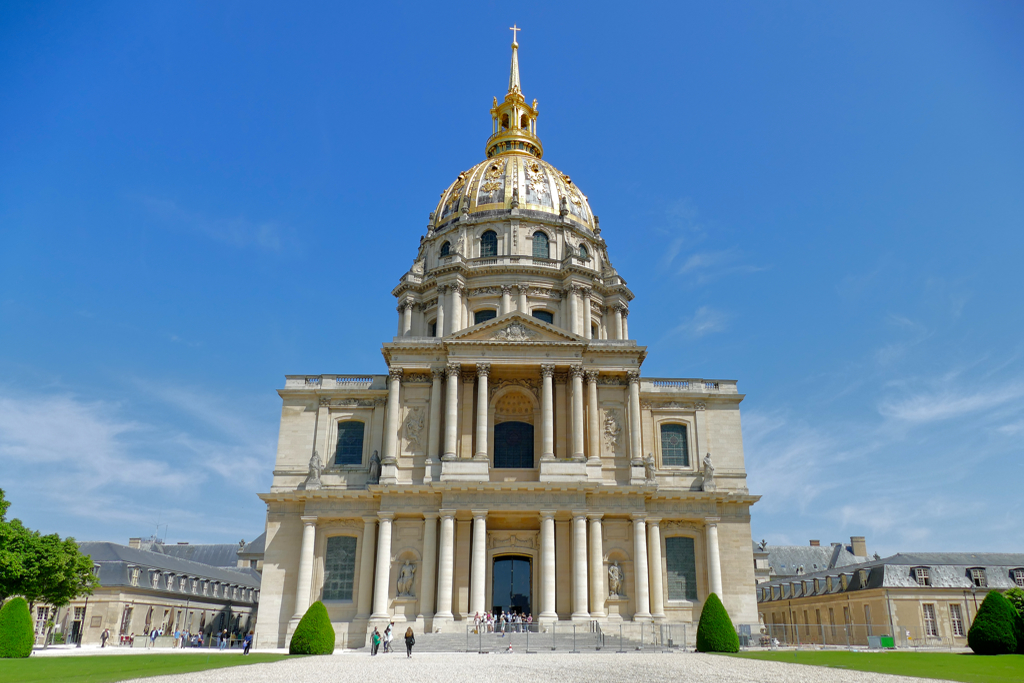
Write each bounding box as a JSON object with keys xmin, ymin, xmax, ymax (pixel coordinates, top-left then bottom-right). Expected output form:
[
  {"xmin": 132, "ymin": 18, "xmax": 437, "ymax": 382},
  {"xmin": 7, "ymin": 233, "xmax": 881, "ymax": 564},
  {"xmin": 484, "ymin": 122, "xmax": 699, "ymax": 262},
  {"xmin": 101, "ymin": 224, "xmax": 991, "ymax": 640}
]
[
  {"xmin": 0, "ymin": 653, "xmax": 291, "ymax": 683},
  {"xmin": 727, "ymin": 651, "xmax": 1024, "ymax": 683}
]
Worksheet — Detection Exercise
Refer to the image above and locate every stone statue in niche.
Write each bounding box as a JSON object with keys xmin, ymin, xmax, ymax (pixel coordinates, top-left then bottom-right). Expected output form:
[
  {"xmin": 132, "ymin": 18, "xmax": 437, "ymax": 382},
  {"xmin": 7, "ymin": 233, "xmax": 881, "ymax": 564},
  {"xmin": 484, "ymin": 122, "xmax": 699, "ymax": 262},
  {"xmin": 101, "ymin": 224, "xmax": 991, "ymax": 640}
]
[
  {"xmin": 396, "ymin": 561, "xmax": 416, "ymax": 597},
  {"xmin": 367, "ymin": 450, "xmax": 381, "ymax": 486},
  {"xmin": 404, "ymin": 407, "xmax": 426, "ymax": 452},
  {"xmin": 702, "ymin": 452, "xmax": 716, "ymax": 492},
  {"xmin": 608, "ymin": 562, "xmax": 624, "ymax": 597},
  {"xmin": 603, "ymin": 412, "xmax": 621, "ymax": 454},
  {"xmin": 644, "ymin": 453, "xmax": 656, "ymax": 483},
  {"xmin": 303, "ymin": 450, "xmax": 323, "ymax": 490}
]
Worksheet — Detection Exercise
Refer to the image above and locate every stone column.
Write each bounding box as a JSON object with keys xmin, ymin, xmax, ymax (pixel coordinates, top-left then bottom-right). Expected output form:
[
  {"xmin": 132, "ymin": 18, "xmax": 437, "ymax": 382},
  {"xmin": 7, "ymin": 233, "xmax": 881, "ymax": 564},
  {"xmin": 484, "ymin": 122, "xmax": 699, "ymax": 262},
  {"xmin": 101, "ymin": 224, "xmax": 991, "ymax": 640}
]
[
  {"xmin": 539, "ymin": 511, "xmax": 557, "ymax": 621},
  {"xmin": 568, "ymin": 285, "xmax": 579, "ymax": 335},
  {"xmin": 570, "ymin": 365, "xmax": 585, "ymax": 461},
  {"xmin": 292, "ymin": 516, "xmax": 317, "ymax": 621},
  {"xmin": 419, "ymin": 513, "xmax": 438, "ymax": 620},
  {"xmin": 356, "ymin": 516, "xmax": 377, "ymax": 618},
  {"xmin": 582, "ymin": 288, "xmax": 592, "ymax": 339},
  {"xmin": 413, "ymin": 302, "xmax": 424, "ymax": 336},
  {"xmin": 396, "ymin": 304, "xmax": 404, "ymax": 337},
  {"xmin": 371, "ymin": 512, "xmax": 394, "ymax": 619},
  {"xmin": 614, "ymin": 304, "xmax": 624, "ymax": 340},
  {"xmin": 571, "ymin": 512, "xmax": 589, "ymax": 620},
  {"xmin": 631, "ymin": 514, "xmax": 652, "ymax": 621},
  {"xmin": 647, "ymin": 518, "xmax": 666, "ymax": 621},
  {"xmin": 627, "ymin": 371, "xmax": 643, "ymax": 465},
  {"xmin": 540, "ymin": 364, "xmax": 555, "ymax": 460},
  {"xmin": 427, "ymin": 368, "xmax": 444, "ymax": 463},
  {"xmin": 517, "ymin": 283, "xmax": 528, "ymax": 313},
  {"xmin": 585, "ymin": 371, "xmax": 601, "ymax": 464},
  {"xmin": 434, "ymin": 510, "xmax": 456, "ymax": 622},
  {"xmin": 621, "ymin": 307, "xmax": 629, "ymax": 340},
  {"xmin": 588, "ymin": 514, "xmax": 606, "ymax": 618},
  {"xmin": 443, "ymin": 363, "xmax": 460, "ymax": 460},
  {"xmin": 402, "ymin": 301, "xmax": 413, "ymax": 336},
  {"xmin": 451, "ymin": 283, "xmax": 464, "ymax": 333},
  {"xmin": 706, "ymin": 518, "xmax": 723, "ymax": 598},
  {"xmin": 475, "ymin": 364, "xmax": 490, "ymax": 460},
  {"xmin": 382, "ymin": 367, "xmax": 403, "ymax": 463},
  {"xmin": 436, "ymin": 285, "xmax": 447, "ymax": 337},
  {"xmin": 470, "ymin": 511, "xmax": 488, "ymax": 617},
  {"xmin": 500, "ymin": 285, "xmax": 512, "ymax": 315}
]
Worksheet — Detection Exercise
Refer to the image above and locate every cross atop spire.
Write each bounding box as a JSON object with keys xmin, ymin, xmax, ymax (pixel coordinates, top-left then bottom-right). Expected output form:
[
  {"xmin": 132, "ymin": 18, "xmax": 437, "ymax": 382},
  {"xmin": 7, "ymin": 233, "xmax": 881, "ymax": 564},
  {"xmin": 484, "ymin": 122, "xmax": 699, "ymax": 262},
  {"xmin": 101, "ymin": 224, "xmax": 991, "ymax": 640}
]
[
  {"xmin": 487, "ymin": 26, "xmax": 542, "ymax": 159},
  {"xmin": 509, "ymin": 24, "xmax": 521, "ymax": 46},
  {"xmin": 508, "ymin": 25, "xmax": 521, "ymax": 95}
]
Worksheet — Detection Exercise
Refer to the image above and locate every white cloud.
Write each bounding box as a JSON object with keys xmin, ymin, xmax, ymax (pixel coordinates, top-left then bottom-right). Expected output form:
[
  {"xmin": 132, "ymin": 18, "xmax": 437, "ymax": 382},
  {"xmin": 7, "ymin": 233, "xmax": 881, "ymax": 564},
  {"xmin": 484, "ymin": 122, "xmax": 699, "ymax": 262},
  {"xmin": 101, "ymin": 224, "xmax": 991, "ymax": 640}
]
[
  {"xmin": 878, "ymin": 383, "xmax": 1024, "ymax": 424},
  {"xmin": 663, "ymin": 306, "xmax": 732, "ymax": 340},
  {"xmin": 139, "ymin": 197, "xmax": 293, "ymax": 252}
]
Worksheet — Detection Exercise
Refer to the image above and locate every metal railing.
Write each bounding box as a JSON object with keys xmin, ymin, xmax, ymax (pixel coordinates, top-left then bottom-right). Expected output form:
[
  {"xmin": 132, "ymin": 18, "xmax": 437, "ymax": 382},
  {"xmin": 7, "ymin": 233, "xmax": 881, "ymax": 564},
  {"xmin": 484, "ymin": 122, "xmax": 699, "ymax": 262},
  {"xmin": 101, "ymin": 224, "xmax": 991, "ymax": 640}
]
[
  {"xmin": 463, "ymin": 622, "xmax": 689, "ymax": 653},
  {"xmin": 749, "ymin": 623, "xmax": 965, "ymax": 650}
]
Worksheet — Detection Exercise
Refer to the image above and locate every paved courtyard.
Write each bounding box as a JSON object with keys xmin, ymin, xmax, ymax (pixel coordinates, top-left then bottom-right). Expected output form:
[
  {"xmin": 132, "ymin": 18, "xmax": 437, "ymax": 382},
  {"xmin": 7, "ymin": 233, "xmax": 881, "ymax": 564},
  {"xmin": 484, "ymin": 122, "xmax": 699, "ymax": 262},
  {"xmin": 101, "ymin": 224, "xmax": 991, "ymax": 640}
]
[{"xmin": 127, "ymin": 651, "xmax": 935, "ymax": 683}]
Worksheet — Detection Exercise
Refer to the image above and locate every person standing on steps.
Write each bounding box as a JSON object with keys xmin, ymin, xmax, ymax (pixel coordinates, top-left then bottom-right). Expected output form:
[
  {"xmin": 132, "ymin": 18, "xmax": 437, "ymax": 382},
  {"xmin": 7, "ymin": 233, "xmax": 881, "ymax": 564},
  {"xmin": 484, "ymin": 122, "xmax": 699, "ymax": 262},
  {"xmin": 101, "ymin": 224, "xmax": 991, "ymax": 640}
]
[
  {"xmin": 404, "ymin": 627, "xmax": 415, "ymax": 658},
  {"xmin": 371, "ymin": 628, "xmax": 381, "ymax": 656}
]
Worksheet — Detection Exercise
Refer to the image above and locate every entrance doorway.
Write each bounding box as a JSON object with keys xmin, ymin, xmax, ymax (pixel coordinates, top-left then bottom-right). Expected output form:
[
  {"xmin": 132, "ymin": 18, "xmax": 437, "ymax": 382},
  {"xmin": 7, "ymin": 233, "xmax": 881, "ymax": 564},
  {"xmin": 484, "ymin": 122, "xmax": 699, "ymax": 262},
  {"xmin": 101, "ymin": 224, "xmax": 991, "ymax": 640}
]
[{"xmin": 491, "ymin": 555, "xmax": 532, "ymax": 616}]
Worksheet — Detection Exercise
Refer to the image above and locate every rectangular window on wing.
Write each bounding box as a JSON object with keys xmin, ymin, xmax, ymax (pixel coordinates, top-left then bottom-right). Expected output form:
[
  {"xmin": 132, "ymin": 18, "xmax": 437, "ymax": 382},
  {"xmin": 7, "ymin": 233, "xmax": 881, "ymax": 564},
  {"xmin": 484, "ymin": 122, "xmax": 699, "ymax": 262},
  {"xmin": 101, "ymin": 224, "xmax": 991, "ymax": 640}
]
[
  {"xmin": 660, "ymin": 424, "xmax": 689, "ymax": 467},
  {"xmin": 323, "ymin": 536, "xmax": 357, "ymax": 601},
  {"xmin": 665, "ymin": 536, "xmax": 698, "ymax": 601}
]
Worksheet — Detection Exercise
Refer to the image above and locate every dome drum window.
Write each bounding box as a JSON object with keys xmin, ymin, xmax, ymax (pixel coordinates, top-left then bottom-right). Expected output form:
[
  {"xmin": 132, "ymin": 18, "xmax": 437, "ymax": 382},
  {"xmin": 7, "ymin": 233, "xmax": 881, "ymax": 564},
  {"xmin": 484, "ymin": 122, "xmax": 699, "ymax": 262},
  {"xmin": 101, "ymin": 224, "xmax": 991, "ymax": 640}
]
[
  {"xmin": 440, "ymin": 241, "xmax": 451, "ymax": 257},
  {"xmin": 480, "ymin": 230, "xmax": 498, "ymax": 257},
  {"xmin": 474, "ymin": 309, "xmax": 497, "ymax": 325},
  {"xmin": 532, "ymin": 231, "xmax": 550, "ymax": 259},
  {"xmin": 531, "ymin": 310, "xmax": 554, "ymax": 324}
]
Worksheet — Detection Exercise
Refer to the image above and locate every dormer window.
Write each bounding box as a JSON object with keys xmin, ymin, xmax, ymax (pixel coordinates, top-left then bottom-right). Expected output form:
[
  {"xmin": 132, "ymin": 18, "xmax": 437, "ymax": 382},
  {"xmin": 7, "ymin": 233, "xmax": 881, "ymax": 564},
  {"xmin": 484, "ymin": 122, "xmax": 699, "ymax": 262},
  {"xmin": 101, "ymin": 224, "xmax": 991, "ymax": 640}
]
[
  {"xmin": 913, "ymin": 566, "xmax": 931, "ymax": 586},
  {"xmin": 1013, "ymin": 568, "xmax": 1024, "ymax": 587},
  {"xmin": 970, "ymin": 568, "xmax": 987, "ymax": 587}
]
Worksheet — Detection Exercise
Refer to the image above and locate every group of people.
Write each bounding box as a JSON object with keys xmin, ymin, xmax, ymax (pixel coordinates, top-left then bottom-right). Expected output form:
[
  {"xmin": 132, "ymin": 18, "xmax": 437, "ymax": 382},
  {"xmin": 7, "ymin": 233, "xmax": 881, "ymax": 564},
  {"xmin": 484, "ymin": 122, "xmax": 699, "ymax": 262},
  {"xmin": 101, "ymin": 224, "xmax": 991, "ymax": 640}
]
[
  {"xmin": 370, "ymin": 621, "xmax": 416, "ymax": 658},
  {"xmin": 473, "ymin": 611, "xmax": 532, "ymax": 634},
  {"xmin": 134, "ymin": 626, "xmax": 250, "ymax": 652}
]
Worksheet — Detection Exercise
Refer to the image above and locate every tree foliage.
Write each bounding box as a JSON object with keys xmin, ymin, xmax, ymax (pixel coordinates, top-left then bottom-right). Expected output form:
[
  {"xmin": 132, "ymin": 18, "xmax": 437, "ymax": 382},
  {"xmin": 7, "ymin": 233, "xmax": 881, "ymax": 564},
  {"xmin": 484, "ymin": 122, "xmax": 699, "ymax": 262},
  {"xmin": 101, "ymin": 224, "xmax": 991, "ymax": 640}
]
[
  {"xmin": 0, "ymin": 597, "xmax": 34, "ymax": 658},
  {"xmin": 695, "ymin": 592, "xmax": 740, "ymax": 653},
  {"xmin": 967, "ymin": 590, "xmax": 1018, "ymax": 655},
  {"xmin": 289, "ymin": 601, "xmax": 335, "ymax": 655},
  {"xmin": 0, "ymin": 489, "xmax": 98, "ymax": 607}
]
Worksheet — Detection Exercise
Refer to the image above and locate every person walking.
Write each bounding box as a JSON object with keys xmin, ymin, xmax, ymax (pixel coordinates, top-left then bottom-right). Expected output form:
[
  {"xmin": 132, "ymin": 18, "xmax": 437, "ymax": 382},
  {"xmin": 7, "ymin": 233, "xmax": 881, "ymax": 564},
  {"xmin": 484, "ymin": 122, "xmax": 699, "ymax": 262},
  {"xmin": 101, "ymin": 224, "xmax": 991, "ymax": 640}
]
[
  {"xmin": 404, "ymin": 628, "xmax": 415, "ymax": 658},
  {"xmin": 101, "ymin": 628, "xmax": 109, "ymax": 648},
  {"xmin": 219, "ymin": 629, "xmax": 229, "ymax": 650},
  {"xmin": 383, "ymin": 622, "xmax": 393, "ymax": 653},
  {"xmin": 148, "ymin": 629, "xmax": 158, "ymax": 648},
  {"xmin": 243, "ymin": 631, "xmax": 253, "ymax": 655},
  {"xmin": 371, "ymin": 628, "xmax": 381, "ymax": 656}
]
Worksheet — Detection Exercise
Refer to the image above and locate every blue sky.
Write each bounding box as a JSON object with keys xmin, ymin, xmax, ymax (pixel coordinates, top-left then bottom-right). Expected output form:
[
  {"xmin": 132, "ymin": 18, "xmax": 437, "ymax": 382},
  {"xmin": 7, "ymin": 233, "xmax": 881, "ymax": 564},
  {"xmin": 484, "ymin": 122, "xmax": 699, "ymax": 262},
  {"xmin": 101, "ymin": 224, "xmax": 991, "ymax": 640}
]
[{"xmin": 1, "ymin": 2, "xmax": 1022, "ymax": 557}]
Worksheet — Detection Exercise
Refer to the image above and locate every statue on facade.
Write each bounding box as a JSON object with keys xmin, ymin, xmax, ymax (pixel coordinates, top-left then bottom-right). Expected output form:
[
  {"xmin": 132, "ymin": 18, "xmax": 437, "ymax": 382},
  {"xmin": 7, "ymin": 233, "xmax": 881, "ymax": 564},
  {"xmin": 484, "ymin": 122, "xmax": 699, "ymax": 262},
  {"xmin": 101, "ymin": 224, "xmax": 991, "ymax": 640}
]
[
  {"xmin": 367, "ymin": 450, "xmax": 381, "ymax": 485},
  {"xmin": 702, "ymin": 452, "xmax": 716, "ymax": 492},
  {"xmin": 559, "ymin": 194, "xmax": 569, "ymax": 217},
  {"xmin": 510, "ymin": 187, "xmax": 520, "ymax": 209},
  {"xmin": 303, "ymin": 450, "xmax": 323, "ymax": 490},
  {"xmin": 608, "ymin": 562, "xmax": 624, "ymax": 597},
  {"xmin": 396, "ymin": 561, "xmax": 416, "ymax": 597},
  {"xmin": 644, "ymin": 452, "xmax": 656, "ymax": 483}
]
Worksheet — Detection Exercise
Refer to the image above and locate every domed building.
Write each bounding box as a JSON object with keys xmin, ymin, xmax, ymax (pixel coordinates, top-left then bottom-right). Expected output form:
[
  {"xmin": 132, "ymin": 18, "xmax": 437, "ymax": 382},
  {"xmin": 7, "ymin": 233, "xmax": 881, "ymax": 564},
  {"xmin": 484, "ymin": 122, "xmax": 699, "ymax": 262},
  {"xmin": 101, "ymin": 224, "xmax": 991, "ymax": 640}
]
[{"xmin": 255, "ymin": 34, "xmax": 759, "ymax": 649}]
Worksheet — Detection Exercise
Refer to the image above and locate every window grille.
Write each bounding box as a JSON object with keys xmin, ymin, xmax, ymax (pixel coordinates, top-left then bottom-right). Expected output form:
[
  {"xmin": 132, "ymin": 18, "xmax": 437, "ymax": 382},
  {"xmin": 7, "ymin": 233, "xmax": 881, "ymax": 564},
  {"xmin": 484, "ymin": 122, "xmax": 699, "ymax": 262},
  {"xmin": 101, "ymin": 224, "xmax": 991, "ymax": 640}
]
[
  {"xmin": 532, "ymin": 231, "xmax": 549, "ymax": 259},
  {"xmin": 923, "ymin": 604, "xmax": 938, "ymax": 637},
  {"xmin": 970, "ymin": 568, "xmax": 987, "ymax": 587},
  {"xmin": 531, "ymin": 310, "xmax": 553, "ymax": 324},
  {"xmin": 950, "ymin": 604, "xmax": 965, "ymax": 637},
  {"xmin": 323, "ymin": 536, "xmax": 357, "ymax": 601},
  {"xmin": 480, "ymin": 230, "xmax": 497, "ymax": 257},
  {"xmin": 665, "ymin": 537, "xmax": 698, "ymax": 601},
  {"xmin": 1014, "ymin": 569, "xmax": 1024, "ymax": 587},
  {"xmin": 913, "ymin": 567, "xmax": 931, "ymax": 586},
  {"xmin": 334, "ymin": 421, "xmax": 365, "ymax": 465},
  {"xmin": 494, "ymin": 421, "xmax": 534, "ymax": 468},
  {"xmin": 440, "ymin": 241, "xmax": 450, "ymax": 256},
  {"xmin": 474, "ymin": 309, "xmax": 497, "ymax": 325},
  {"xmin": 578, "ymin": 245, "xmax": 588, "ymax": 259},
  {"xmin": 660, "ymin": 424, "xmax": 690, "ymax": 467}
]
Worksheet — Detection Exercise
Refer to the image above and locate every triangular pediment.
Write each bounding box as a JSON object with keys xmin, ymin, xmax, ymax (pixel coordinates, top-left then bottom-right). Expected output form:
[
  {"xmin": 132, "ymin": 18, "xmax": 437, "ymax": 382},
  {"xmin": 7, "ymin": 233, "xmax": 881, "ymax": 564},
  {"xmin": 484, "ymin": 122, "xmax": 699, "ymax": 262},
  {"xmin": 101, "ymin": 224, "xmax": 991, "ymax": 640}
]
[{"xmin": 448, "ymin": 312, "xmax": 583, "ymax": 343}]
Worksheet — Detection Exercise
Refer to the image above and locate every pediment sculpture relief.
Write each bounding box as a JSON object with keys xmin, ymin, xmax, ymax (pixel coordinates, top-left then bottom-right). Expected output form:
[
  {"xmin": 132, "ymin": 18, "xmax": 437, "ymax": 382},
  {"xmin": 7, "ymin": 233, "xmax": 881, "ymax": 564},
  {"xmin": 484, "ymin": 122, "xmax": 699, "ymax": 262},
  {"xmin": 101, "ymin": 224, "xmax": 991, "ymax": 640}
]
[{"xmin": 491, "ymin": 321, "xmax": 538, "ymax": 341}]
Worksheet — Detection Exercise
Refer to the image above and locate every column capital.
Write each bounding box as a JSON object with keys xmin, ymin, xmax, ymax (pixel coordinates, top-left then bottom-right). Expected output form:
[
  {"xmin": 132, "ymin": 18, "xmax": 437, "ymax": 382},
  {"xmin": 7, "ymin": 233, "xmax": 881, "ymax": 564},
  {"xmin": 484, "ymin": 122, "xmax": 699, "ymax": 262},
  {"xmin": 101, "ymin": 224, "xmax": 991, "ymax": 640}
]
[
  {"xmin": 471, "ymin": 509, "xmax": 489, "ymax": 520},
  {"xmin": 476, "ymin": 362, "xmax": 491, "ymax": 378},
  {"xmin": 432, "ymin": 366, "xmax": 447, "ymax": 380},
  {"xmin": 627, "ymin": 370, "xmax": 641, "ymax": 384},
  {"xmin": 620, "ymin": 308, "xmax": 629, "ymax": 319},
  {"xmin": 446, "ymin": 362, "xmax": 461, "ymax": 378},
  {"xmin": 571, "ymin": 509, "xmax": 588, "ymax": 520},
  {"xmin": 388, "ymin": 367, "xmax": 404, "ymax": 381},
  {"xmin": 361, "ymin": 515, "xmax": 378, "ymax": 525},
  {"xmin": 630, "ymin": 512, "xmax": 647, "ymax": 522},
  {"xmin": 515, "ymin": 282, "xmax": 530, "ymax": 294},
  {"xmin": 300, "ymin": 515, "xmax": 318, "ymax": 525},
  {"xmin": 539, "ymin": 510, "xmax": 557, "ymax": 520},
  {"xmin": 450, "ymin": 282, "xmax": 465, "ymax": 295},
  {"xmin": 615, "ymin": 303, "xmax": 628, "ymax": 313},
  {"xmin": 569, "ymin": 364, "xmax": 585, "ymax": 379},
  {"xmin": 585, "ymin": 370, "xmax": 599, "ymax": 383},
  {"xmin": 540, "ymin": 364, "xmax": 555, "ymax": 378},
  {"xmin": 646, "ymin": 517, "xmax": 663, "ymax": 525},
  {"xmin": 501, "ymin": 284, "xmax": 514, "ymax": 295},
  {"xmin": 422, "ymin": 511, "xmax": 439, "ymax": 520},
  {"xmin": 438, "ymin": 508, "xmax": 457, "ymax": 519},
  {"xmin": 581, "ymin": 286, "xmax": 593, "ymax": 298},
  {"xmin": 586, "ymin": 512, "xmax": 604, "ymax": 521},
  {"xmin": 437, "ymin": 284, "xmax": 449, "ymax": 294},
  {"xmin": 377, "ymin": 511, "xmax": 395, "ymax": 521},
  {"xmin": 705, "ymin": 516, "xmax": 720, "ymax": 527}
]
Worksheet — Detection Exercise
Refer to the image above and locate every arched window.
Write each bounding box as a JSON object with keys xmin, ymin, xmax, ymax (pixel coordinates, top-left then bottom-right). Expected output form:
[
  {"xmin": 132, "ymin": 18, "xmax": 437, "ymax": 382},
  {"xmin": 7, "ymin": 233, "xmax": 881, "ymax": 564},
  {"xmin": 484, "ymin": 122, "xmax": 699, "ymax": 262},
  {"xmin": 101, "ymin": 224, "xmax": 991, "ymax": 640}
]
[
  {"xmin": 480, "ymin": 230, "xmax": 497, "ymax": 257},
  {"xmin": 578, "ymin": 244, "xmax": 589, "ymax": 259},
  {"xmin": 532, "ymin": 310, "xmax": 554, "ymax": 324},
  {"xmin": 440, "ymin": 241, "xmax": 451, "ymax": 257},
  {"xmin": 323, "ymin": 536, "xmax": 357, "ymax": 601},
  {"xmin": 660, "ymin": 424, "xmax": 689, "ymax": 467},
  {"xmin": 532, "ymin": 231, "xmax": 549, "ymax": 259},
  {"xmin": 334, "ymin": 421, "xmax": 365, "ymax": 465},
  {"xmin": 494, "ymin": 421, "xmax": 534, "ymax": 468},
  {"xmin": 474, "ymin": 309, "xmax": 497, "ymax": 325}
]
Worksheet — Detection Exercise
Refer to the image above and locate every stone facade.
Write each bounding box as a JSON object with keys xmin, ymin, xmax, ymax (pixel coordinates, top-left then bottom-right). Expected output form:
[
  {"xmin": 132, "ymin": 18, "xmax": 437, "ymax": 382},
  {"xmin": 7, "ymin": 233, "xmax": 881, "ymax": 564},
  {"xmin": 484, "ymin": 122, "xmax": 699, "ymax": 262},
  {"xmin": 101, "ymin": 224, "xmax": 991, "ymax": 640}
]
[{"xmin": 255, "ymin": 36, "xmax": 760, "ymax": 650}]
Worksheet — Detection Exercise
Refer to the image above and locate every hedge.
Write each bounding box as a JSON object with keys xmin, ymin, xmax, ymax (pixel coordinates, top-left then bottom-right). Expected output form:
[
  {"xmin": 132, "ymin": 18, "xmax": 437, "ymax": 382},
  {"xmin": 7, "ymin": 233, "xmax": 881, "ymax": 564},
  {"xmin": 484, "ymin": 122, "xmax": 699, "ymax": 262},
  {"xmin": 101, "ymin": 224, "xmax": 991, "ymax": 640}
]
[
  {"xmin": 968, "ymin": 590, "xmax": 1018, "ymax": 655},
  {"xmin": 289, "ymin": 601, "xmax": 335, "ymax": 655},
  {"xmin": 696, "ymin": 592, "xmax": 739, "ymax": 653},
  {"xmin": 0, "ymin": 597, "xmax": 35, "ymax": 658}
]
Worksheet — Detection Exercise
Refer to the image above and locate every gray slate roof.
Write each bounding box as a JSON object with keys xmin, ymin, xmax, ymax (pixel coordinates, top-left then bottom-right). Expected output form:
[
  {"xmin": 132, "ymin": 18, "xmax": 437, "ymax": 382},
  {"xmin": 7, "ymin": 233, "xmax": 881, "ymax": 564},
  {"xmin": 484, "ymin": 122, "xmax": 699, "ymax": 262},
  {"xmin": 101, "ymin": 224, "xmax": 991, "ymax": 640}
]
[
  {"xmin": 765, "ymin": 543, "xmax": 867, "ymax": 578},
  {"xmin": 238, "ymin": 532, "xmax": 266, "ymax": 557},
  {"xmin": 138, "ymin": 540, "xmax": 245, "ymax": 568}
]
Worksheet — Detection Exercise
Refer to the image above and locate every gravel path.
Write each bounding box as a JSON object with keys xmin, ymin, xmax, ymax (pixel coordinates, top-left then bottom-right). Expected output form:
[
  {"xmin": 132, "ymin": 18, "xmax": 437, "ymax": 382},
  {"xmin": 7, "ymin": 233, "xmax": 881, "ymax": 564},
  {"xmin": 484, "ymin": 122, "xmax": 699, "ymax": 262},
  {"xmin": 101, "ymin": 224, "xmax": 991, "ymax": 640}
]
[{"xmin": 128, "ymin": 651, "xmax": 936, "ymax": 683}]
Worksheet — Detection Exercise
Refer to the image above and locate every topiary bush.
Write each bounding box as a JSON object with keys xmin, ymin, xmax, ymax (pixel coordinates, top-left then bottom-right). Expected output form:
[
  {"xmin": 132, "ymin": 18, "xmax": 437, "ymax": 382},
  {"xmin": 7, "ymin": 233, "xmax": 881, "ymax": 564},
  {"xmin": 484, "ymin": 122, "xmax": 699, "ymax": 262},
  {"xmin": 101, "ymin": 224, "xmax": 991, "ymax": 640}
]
[
  {"xmin": 1005, "ymin": 588, "xmax": 1024, "ymax": 654},
  {"xmin": 289, "ymin": 601, "xmax": 335, "ymax": 655},
  {"xmin": 696, "ymin": 592, "xmax": 739, "ymax": 653},
  {"xmin": 968, "ymin": 590, "xmax": 1018, "ymax": 655},
  {"xmin": 0, "ymin": 597, "xmax": 35, "ymax": 658}
]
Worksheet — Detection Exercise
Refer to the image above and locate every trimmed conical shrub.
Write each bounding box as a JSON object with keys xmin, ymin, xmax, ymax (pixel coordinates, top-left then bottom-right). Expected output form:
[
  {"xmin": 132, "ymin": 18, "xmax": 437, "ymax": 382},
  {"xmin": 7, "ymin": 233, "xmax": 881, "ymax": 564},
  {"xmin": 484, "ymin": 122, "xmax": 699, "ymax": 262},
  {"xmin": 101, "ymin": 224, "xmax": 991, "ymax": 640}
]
[
  {"xmin": 968, "ymin": 590, "xmax": 1018, "ymax": 655},
  {"xmin": 696, "ymin": 592, "xmax": 739, "ymax": 653},
  {"xmin": 289, "ymin": 601, "xmax": 335, "ymax": 655},
  {"xmin": 0, "ymin": 597, "xmax": 34, "ymax": 658}
]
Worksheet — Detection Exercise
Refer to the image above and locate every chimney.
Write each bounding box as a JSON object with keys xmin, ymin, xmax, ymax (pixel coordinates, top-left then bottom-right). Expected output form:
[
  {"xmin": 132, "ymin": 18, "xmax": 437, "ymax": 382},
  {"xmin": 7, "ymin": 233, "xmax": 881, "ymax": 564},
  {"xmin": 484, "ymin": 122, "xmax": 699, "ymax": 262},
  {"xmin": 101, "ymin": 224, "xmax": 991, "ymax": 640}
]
[
  {"xmin": 129, "ymin": 537, "xmax": 142, "ymax": 549},
  {"xmin": 809, "ymin": 540, "xmax": 820, "ymax": 547},
  {"xmin": 851, "ymin": 536, "xmax": 867, "ymax": 557}
]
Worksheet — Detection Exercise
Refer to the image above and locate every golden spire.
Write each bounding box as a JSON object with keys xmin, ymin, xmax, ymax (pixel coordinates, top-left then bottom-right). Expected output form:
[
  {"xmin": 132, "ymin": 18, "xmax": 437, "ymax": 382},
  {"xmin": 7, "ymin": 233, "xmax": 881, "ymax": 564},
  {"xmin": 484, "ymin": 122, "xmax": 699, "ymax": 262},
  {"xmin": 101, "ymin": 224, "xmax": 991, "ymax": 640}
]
[
  {"xmin": 508, "ymin": 24, "xmax": 521, "ymax": 95},
  {"xmin": 486, "ymin": 26, "xmax": 542, "ymax": 159}
]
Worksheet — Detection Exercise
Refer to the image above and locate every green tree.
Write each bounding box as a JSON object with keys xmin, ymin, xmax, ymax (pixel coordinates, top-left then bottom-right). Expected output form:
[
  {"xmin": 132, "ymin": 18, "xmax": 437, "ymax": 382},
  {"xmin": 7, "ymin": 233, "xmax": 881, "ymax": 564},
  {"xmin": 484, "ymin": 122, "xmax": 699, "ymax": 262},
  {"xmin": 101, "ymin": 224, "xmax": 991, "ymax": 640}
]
[
  {"xmin": 0, "ymin": 597, "xmax": 34, "ymax": 658},
  {"xmin": 695, "ymin": 593, "xmax": 740, "ymax": 653},
  {"xmin": 289, "ymin": 601, "xmax": 335, "ymax": 655},
  {"xmin": 967, "ymin": 590, "xmax": 1018, "ymax": 655},
  {"xmin": 1007, "ymin": 588, "xmax": 1024, "ymax": 655}
]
